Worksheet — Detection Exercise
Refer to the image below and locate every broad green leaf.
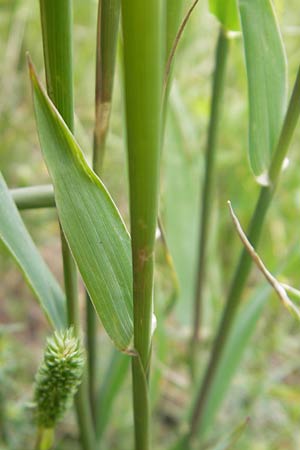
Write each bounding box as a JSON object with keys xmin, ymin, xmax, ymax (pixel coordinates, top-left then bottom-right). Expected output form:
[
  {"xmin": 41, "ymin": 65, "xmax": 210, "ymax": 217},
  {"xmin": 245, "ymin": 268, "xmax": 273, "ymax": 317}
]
[
  {"xmin": 0, "ymin": 173, "xmax": 66, "ymax": 330},
  {"xmin": 209, "ymin": 0, "xmax": 240, "ymax": 31},
  {"xmin": 239, "ymin": 0, "xmax": 287, "ymax": 179},
  {"xmin": 29, "ymin": 62, "xmax": 133, "ymax": 352}
]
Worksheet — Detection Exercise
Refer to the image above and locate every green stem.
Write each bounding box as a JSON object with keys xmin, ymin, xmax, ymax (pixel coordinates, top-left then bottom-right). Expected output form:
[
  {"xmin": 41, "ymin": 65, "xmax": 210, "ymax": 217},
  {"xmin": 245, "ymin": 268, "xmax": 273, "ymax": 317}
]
[
  {"xmin": 192, "ymin": 28, "xmax": 229, "ymax": 351},
  {"xmin": 39, "ymin": 1, "xmax": 96, "ymax": 448},
  {"xmin": 0, "ymin": 390, "xmax": 8, "ymax": 445},
  {"xmin": 121, "ymin": 1, "xmax": 163, "ymax": 448},
  {"xmin": 93, "ymin": 0, "xmax": 120, "ymax": 173},
  {"xmin": 11, "ymin": 185, "xmax": 55, "ymax": 209},
  {"xmin": 190, "ymin": 66, "xmax": 300, "ymax": 438},
  {"xmin": 86, "ymin": 0, "xmax": 121, "ymax": 425},
  {"xmin": 86, "ymin": 298, "xmax": 97, "ymax": 423}
]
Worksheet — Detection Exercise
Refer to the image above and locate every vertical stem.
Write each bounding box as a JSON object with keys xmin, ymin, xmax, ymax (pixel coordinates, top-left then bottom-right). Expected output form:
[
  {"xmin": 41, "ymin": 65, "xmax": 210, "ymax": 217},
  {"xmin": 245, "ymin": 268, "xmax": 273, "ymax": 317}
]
[
  {"xmin": 190, "ymin": 186, "xmax": 273, "ymax": 437},
  {"xmin": 0, "ymin": 390, "xmax": 8, "ymax": 445},
  {"xmin": 86, "ymin": 0, "xmax": 121, "ymax": 424},
  {"xmin": 86, "ymin": 298, "xmax": 97, "ymax": 422},
  {"xmin": 93, "ymin": 0, "xmax": 120, "ymax": 172},
  {"xmin": 190, "ymin": 66, "xmax": 300, "ymax": 439},
  {"xmin": 10, "ymin": 185, "xmax": 55, "ymax": 210},
  {"xmin": 121, "ymin": 1, "xmax": 164, "ymax": 448},
  {"xmin": 192, "ymin": 28, "xmax": 229, "ymax": 349},
  {"xmin": 39, "ymin": 2, "xmax": 95, "ymax": 448}
]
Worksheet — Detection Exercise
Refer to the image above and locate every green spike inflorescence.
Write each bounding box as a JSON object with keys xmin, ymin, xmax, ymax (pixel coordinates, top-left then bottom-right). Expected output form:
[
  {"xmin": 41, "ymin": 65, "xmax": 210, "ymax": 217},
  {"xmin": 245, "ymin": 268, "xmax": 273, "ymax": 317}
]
[{"xmin": 34, "ymin": 327, "xmax": 85, "ymax": 429}]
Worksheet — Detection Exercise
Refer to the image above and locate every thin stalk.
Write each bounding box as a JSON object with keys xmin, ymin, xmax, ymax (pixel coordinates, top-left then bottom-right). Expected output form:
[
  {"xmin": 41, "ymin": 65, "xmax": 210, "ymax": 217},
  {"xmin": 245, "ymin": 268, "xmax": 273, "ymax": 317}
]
[
  {"xmin": 11, "ymin": 184, "xmax": 55, "ymax": 209},
  {"xmin": 163, "ymin": 0, "xmax": 197, "ymax": 121},
  {"xmin": 86, "ymin": 299, "xmax": 97, "ymax": 423},
  {"xmin": 39, "ymin": 1, "xmax": 95, "ymax": 448},
  {"xmin": 190, "ymin": 66, "xmax": 300, "ymax": 439},
  {"xmin": 164, "ymin": 0, "xmax": 199, "ymax": 96},
  {"xmin": 93, "ymin": 0, "xmax": 120, "ymax": 172},
  {"xmin": 191, "ymin": 28, "xmax": 229, "ymax": 351},
  {"xmin": 0, "ymin": 390, "xmax": 8, "ymax": 445},
  {"xmin": 121, "ymin": 1, "xmax": 164, "ymax": 449},
  {"xmin": 86, "ymin": 0, "xmax": 121, "ymax": 424}
]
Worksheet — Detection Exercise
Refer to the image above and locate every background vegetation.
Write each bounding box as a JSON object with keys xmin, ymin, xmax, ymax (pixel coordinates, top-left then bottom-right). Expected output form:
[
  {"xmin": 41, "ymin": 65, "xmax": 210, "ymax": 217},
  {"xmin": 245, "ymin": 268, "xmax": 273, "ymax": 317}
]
[{"xmin": 1, "ymin": 0, "xmax": 300, "ymax": 449}]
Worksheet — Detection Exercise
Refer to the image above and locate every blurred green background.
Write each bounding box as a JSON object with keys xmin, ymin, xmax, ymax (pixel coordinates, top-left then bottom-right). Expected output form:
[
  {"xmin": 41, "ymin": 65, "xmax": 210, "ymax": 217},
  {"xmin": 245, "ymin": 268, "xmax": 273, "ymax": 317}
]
[{"xmin": 1, "ymin": 0, "xmax": 300, "ymax": 449}]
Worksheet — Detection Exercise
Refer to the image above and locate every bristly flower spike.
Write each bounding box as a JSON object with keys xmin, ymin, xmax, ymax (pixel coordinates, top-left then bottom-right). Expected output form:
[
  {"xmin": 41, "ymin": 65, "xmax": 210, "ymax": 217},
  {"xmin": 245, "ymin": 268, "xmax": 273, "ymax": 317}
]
[{"xmin": 34, "ymin": 327, "xmax": 85, "ymax": 432}]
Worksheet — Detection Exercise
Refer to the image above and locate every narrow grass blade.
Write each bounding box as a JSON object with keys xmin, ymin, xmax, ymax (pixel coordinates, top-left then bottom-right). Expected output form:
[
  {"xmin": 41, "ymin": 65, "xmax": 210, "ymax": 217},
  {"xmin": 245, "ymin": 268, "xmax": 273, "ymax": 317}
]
[
  {"xmin": 163, "ymin": 90, "xmax": 200, "ymax": 325},
  {"xmin": 197, "ymin": 286, "xmax": 269, "ymax": 436},
  {"xmin": 208, "ymin": 418, "xmax": 249, "ymax": 450},
  {"xmin": 0, "ymin": 173, "xmax": 66, "ymax": 330},
  {"xmin": 95, "ymin": 351, "xmax": 130, "ymax": 440},
  {"xmin": 29, "ymin": 62, "xmax": 133, "ymax": 352},
  {"xmin": 239, "ymin": 0, "xmax": 287, "ymax": 179},
  {"xmin": 209, "ymin": 0, "xmax": 240, "ymax": 31}
]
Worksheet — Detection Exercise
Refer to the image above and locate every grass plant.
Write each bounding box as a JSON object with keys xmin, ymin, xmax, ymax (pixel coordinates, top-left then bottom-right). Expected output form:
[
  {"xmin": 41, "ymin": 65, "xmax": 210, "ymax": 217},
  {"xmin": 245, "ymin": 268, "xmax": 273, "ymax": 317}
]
[{"xmin": 1, "ymin": 1, "xmax": 300, "ymax": 449}]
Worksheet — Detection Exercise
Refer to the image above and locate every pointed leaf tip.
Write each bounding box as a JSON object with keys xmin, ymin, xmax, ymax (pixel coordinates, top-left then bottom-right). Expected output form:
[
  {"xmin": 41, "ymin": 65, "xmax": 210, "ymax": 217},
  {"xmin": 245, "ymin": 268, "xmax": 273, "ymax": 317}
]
[{"xmin": 30, "ymin": 67, "xmax": 134, "ymax": 351}]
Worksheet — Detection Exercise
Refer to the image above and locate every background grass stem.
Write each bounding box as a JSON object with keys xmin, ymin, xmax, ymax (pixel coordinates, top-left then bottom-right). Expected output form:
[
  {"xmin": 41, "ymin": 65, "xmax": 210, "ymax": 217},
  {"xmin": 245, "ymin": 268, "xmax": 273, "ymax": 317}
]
[
  {"xmin": 191, "ymin": 27, "xmax": 229, "ymax": 353},
  {"xmin": 86, "ymin": 0, "xmax": 121, "ymax": 425}
]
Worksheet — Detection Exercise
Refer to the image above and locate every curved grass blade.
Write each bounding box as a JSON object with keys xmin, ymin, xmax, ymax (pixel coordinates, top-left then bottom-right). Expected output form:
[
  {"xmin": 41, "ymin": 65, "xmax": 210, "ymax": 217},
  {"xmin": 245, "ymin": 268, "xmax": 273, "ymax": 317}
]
[
  {"xmin": 95, "ymin": 351, "xmax": 130, "ymax": 440},
  {"xmin": 209, "ymin": 0, "xmax": 240, "ymax": 31},
  {"xmin": 0, "ymin": 173, "xmax": 66, "ymax": 330},
  {"xmin": 239, "ymin": 0, "xmax": 287, "ymax": 180},
  {"xmin": 209, "ymin": 418, "xmax": 249, "ymax": 450},
  {"xmin": 29, "ymin": 61, "xmax": 133, "ymax": 352},
  {"xmin": 197, "ymin": 286, "xmax": 269, "ymax": 437}
]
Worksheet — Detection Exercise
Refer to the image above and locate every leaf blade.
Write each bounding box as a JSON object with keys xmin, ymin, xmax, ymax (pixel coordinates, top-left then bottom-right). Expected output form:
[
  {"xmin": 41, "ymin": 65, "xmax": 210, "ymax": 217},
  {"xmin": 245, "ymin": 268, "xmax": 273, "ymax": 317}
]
[
  {"xmin": 29, "ymin": 62, "xmax": 133, "ymax": 351},
  {"xmin": 239, "ymin": 0, "xmax": 287, "ymax": 178},
  {"xmin": 0, "ymin": 173, "xmax": 66, "ymax": 330},
  {"xmin": 209, "ymin": 0, "xmax": 240, "ymax": 31}
]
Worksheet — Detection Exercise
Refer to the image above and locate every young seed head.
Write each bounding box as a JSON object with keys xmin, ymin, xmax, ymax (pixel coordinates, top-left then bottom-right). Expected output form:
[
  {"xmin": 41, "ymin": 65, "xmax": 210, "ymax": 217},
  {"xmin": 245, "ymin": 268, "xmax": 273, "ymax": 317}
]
[{"xmin": 33, "ymin": 327, "xmax": 85, "ymax": 429}]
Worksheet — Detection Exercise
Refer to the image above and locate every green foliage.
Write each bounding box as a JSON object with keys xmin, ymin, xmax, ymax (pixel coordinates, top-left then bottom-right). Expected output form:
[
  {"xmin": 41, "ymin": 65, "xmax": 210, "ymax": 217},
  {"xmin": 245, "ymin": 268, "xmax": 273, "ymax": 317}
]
[
  {"xmin": 0, "ymin": 173, "xmax": 66, "ymax": 330},
  {"xmin": 39, "ymin": 0, "xmax": 74, "ymax": 130},
  {"xmin": 1, "ymin": 0, "xmax": 300, "ymax": 449},
  {"xmin": 239, "ymin": 0, "xmax": 287, "ymax": 179},
  {"xmin": 34, "ymin": 328, "xmax": 85, "ymax": 429},
  {"xmin": 29, "ymin": 62, "xmax": 133, "ymax": 352},
  {"xmin": 209, "ymin": 0, "xmax": 240, "ymax": 31}
]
